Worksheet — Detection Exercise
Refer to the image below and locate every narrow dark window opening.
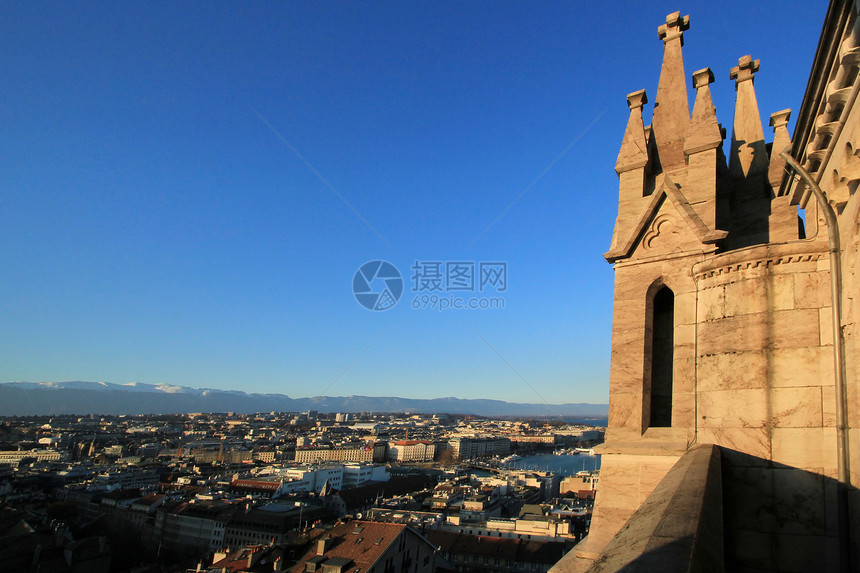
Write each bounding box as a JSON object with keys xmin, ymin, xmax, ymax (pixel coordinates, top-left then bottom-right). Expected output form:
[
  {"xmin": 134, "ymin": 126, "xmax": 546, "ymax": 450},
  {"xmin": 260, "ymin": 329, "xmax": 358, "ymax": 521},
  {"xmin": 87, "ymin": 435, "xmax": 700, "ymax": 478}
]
[{"xmin": 650, "ymin": 287, "xmax": 674, "ymax": 427}]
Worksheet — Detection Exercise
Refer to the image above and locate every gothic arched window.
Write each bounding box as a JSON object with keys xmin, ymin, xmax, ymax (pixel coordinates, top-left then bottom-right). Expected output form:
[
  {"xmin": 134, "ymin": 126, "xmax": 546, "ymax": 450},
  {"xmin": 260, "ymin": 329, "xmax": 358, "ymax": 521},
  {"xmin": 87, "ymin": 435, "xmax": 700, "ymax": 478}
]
[{"xmin": 649, "ymin": 286, "xmax": 674, "ymax": 428}]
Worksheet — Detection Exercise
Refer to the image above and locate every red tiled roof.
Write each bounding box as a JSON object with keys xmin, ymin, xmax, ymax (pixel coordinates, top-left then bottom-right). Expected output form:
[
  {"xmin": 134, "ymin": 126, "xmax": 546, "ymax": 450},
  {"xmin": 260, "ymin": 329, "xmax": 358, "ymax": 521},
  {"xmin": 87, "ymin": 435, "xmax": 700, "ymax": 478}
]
[
  {"xmin": 290, "ymin": 521, "xmax": 409, "ymax": 573},
  {"xmin": 212, "ymin": 544, "xmax": 268, "ymax": 572}
]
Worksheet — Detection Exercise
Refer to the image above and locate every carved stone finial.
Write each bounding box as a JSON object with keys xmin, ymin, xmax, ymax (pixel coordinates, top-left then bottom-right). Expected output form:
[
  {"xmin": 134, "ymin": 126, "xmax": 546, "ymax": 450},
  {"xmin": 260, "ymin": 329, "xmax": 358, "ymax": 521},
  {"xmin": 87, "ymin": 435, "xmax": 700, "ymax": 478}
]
[
  {"xmin": 658, "ymin": 12, "xmax": 690, "ymax": 45},
  {"xmin": 730, "ymin": 55, "xmax": 760, "ymax": 84},
  {"xmin": 627, "ymin": 89, "xmax": 648, "ymax": 110},
  {"xmin": 692, "ymin": 68, "xmax": 715, "ymax": 89},
  {"xmin": 769, "ymin": 109, "xmax": 791, "ymax": 130}
]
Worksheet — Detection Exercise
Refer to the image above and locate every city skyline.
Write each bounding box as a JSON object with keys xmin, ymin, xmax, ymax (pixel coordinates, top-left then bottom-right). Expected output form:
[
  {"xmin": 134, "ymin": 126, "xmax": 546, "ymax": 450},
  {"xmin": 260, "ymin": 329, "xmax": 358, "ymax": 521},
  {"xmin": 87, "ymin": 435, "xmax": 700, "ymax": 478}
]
[{"xmin": 0, "ymin": 2, "xmax": 824, "ymax": 405}]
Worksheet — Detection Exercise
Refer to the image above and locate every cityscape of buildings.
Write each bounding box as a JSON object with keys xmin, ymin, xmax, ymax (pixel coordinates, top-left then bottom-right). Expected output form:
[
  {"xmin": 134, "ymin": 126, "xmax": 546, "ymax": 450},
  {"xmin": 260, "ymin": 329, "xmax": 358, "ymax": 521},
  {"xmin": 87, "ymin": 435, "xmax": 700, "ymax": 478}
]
[
  {"xmin": 0, "ymin": 410, "xmax": 603, "ymax": 572},
  {"xmin": 3, "ymin": 0, "xmax": 859, "ymax": 572}
]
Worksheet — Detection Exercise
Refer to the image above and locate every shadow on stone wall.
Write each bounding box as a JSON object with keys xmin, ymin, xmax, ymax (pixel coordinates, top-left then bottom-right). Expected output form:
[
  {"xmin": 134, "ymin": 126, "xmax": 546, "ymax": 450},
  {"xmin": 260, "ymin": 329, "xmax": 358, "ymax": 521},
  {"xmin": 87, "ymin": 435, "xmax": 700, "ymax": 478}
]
[{"xmin": 560, "ymin": 444, "xmax": 856, "ymax": 572}]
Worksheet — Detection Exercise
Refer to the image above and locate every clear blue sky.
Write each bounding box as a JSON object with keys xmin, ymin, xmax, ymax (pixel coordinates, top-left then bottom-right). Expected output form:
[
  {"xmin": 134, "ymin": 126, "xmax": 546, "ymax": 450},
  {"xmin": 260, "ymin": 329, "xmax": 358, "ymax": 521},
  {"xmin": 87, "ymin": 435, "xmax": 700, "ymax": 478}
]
[{"xmin": 0, "ymin": 2, "xmax": 824, "ymax": 404}]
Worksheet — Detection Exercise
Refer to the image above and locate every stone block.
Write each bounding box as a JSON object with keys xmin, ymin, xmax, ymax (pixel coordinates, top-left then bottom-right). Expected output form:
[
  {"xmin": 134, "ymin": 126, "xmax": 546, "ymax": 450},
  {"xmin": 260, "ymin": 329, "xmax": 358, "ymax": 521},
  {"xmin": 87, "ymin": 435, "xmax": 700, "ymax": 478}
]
[
  {"xmin": 673, "ymin": 354, "xmax": 696, "ymax": 387},
  {"xmin": 611, "ymin": 317, "xmax": 645, "ymax": 346},
  {"xmin": 673, "ymin": 380, "xmax": 696, "ymax": 430},
  {"xmin": 696, "ymin": 285, "xmax": 725, "ymax": 322},
  {"xmin": 774, "ymin": 533, "xmax": 839, "ymax": 573},
  {"xmin": 770, "ymin": 308, "xmax": 821, "ymax": 349},
  {"xmin": 770, "ymin": 346, "xmax": 832, "ymax": 387},
  {"xmin": 697, "ymin": 351, "xmax": 768, "ymax": 391},
  {"xmin": 849, "ymin": 428, "xmax": 860, "ymax": 485},
  {"xmin": 824, "ymin": 475, "xmax": 840, "ymax": 533},
  {"xmin": 674, "ymin": 323, "xmax": 695, "ymax": 347},
  {"xmin": 580, "ymin": 505, "xmax": 636, "ymax": 557},
  {"xmin": 794, "ymin": 271, "xmax": 829, "ymax": 309},
  {"xmin": 770, "ymin": 386, "xmax": 822, "ymax": 428},
  {"xmin": 674, "ymin": 291, "xmax": 697, "ymax": 325},
  {"xmin": 821, "ymin": 384, "xmax": 836, "ymax": 426},
  {"xmin": 722, "ymin": 465, "xmax": 778, "ymax": 533},
  {"xmin": 697, "ymin": 427, "xmax": 771, "ymax": 459},
  {"xmin": 609, "ymin": 367, "xmax": 645, "ymax": 401},
  {"xmin": 771, "ymin": 427, "xmax": 837, "ymax": 472},
  {"xmin": 848, "ymin": 379, "xmax": 860, "ymax": 428},
  {"xmin": 719, "ymin": 446, "xmax": 772, "ymax": 468},
  {"xmin": 725, "ymin": 278, "xmax": 769, "ymax": 317},
  {"xmin": 595, "ymin": 458, "xmax": 650, "ymax": 511},
  {"xmin": 613, "ymin": 273, "xmax": 649, "ymax": 305},
  {"xmin": 698, "ymin": 314, "xmax": 767, "ymax": 354},
  {"xmin": 698, "ymin": 388, "xmax": 769, "ymax": 428},
  {"xmin": 608, "ymin": 392, "xmax": 642, "ymax": 430},
  {"xmin": 769, "ymin": 273, "xmax": 795, "ymax": 310},
  {"xmin": 637, "ymin": 458, "xmax": 677, "ymax": 504},
  {"xmin": 724, "ymin": 528, "xmax": 774, "ymax": 571},
  {"xmin": 771, "ymin": 467, "xmax": 828, "ymax": 536},
  {"xmin": 820, "ymin": 307, "xmax": 834, "ymax": 346}
]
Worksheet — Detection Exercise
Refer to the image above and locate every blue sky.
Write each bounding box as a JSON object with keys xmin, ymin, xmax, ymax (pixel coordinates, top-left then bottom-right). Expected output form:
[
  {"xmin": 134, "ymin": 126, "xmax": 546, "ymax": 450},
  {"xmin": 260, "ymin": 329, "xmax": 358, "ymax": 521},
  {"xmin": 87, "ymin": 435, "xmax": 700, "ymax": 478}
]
[{"xmin": 0, "ymin": 2, "xmax": 825, "ymax": 404}]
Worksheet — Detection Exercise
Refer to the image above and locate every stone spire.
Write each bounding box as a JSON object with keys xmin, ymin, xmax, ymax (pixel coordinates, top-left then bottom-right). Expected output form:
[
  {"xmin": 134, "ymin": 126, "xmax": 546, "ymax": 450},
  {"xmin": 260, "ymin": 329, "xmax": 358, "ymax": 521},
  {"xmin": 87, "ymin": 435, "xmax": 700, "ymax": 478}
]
[
  {"xmin": 609, "ymin": 90, "xmax": 650, "ymax": 254},
  {"xmin": 616, "ymin": 89, "xmax": 649, "ymax": 174},
  {"xmin": 768, "ymin": 109, "xmax": 792, "ymax": 194},
  {"xmin": 684, "ymin": 68, "xmax": 722, "ymax": 155},
  {"xmin": 767, "ymin": 109, "xmax": 801, "ymax": 242},
  {"xmin": 728, "ymin": 55, "xmax": 767, "ymax": 181},
  {"xmin": 727, "ymin": 55, "xmax": 771, "ymax": 248},
  {"xmin": 652, "ymin": 12, "xmax": 691, "ymax": 173},
  {"xmin": 683, "ymin": 68, "xmax": 723, "ymax": 231}
]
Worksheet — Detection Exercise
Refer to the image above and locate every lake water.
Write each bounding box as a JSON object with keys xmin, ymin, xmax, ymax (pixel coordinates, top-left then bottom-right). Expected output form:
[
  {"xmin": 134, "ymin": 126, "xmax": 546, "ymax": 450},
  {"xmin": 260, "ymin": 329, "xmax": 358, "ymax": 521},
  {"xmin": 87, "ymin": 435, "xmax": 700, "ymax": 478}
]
[{"xmin": 503, "ymin": 453, "xmax": 601, "ymax": 476}]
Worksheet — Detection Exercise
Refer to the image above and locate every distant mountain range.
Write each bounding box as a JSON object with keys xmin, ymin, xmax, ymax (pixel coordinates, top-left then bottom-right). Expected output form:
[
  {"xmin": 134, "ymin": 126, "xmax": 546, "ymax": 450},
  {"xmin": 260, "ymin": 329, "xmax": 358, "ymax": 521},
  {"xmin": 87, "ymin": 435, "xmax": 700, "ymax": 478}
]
[{"xmin": 0, "ymin": 381, "xmax": 608, "ymax": 419}]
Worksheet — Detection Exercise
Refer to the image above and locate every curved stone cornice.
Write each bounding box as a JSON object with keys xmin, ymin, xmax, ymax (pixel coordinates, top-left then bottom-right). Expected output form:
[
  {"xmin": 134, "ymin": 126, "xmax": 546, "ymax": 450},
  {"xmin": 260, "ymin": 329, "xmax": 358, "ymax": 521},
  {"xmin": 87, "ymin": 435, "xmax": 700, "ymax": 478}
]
[{"xmin": 692, "ymin": 240, "xmax": 828, "ymax": 280}]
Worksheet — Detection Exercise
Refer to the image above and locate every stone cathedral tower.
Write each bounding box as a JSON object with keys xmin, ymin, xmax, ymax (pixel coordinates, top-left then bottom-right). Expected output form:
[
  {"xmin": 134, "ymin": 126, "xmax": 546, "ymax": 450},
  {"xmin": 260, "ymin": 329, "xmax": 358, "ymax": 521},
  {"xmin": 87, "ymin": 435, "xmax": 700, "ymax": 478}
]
[{"xmin": 558, "ymin": 7, "xmax": 860, "ymax": 571}]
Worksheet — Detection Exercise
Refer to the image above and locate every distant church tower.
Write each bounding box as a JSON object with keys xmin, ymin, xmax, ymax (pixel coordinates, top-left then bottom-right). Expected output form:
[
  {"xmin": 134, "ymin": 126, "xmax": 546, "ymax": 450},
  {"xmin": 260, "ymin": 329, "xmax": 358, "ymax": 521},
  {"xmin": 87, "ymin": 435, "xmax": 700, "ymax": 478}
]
[{"xmin": 566, "ymin": 10, "xmax": 851, "ymax": 570}]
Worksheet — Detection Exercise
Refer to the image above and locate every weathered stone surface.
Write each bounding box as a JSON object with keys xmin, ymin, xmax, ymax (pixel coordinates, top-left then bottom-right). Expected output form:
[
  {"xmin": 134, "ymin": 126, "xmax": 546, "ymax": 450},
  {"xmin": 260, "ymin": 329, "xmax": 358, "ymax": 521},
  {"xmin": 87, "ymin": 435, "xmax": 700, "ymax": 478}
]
[
  {"xmin": 698, "ymin": 314, "xmax": 767, "ymax": 354},
  {"xmin": 768, "ymin": 273, "xmax": 795, "ymax": 311},
  {"xmin": 696, "ymin": 427, "xmax": 771, "ymax": 459},
  {"xmin": 698, "ymin": 388, "xmax": 769, "ymax": 428},
  {"xmin": 794, "ymin": 270, "xmax": 828, "ymax": 309},
  {"xmin": 607, "ymin": 391, "xmax": 643, "ymax": 430},
  {"xmin": 770, "ymin": 346, "xmax": 832, "ymax": 387},
  {"xmin": 819, "ymin": 306, "xmax": 834, "ymax": 346},
  {"xmin": 771, "ymin": 468, "xmax": 828, "ymax": 536},
  {"xmin": 770, "ymin": 386, "xmax": 822, "ymax": 428},
  {"xmin": 771, "ymin": 309, "xmax": 822, "ymax": 349},
  {"xmin": 724, "ymin": 278, "xmax": 769, "ymax": 316},
  {"xmin": 774, "ymin": 534, "xmax": 840, "ymax": 573},
  {"xmin": 697, "ymin": 284, "xmax": 725, "ymax": 321},
  {"xmin": 771, "ymin": 427, "xmax": 837, "ymax": 472},
  {"xmin": 722, "ymin": 464, "xmax": 778, "ymax": 533},
  {"xmin": 697, "ymin": 351, "xmax": 768, "ymax": 390},
  {"xmin": 582, "ymin": 445, "xmax": 723, "ymax": 573}
]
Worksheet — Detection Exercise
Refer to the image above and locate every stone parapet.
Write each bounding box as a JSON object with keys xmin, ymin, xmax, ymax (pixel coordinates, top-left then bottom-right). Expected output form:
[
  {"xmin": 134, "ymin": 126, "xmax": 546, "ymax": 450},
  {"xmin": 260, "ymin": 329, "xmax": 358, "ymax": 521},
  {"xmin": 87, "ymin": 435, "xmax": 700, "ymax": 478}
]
[{"xmin": 551, "ymin": 444, "xmax": 723, "ymax": 573}]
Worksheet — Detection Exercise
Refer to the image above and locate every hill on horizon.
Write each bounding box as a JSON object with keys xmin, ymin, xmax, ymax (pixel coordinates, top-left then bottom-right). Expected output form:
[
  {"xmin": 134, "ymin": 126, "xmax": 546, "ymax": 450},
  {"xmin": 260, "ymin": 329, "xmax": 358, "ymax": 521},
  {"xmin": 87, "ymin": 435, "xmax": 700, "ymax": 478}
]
[{"xmin": 0, "ymin": 381, "xmax": 608, "ymax": 418}]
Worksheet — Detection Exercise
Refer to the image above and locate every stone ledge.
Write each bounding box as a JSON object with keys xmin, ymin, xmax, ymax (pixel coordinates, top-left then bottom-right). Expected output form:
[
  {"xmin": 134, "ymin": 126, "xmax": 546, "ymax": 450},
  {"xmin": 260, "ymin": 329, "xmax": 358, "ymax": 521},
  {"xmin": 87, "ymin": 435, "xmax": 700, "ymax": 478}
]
[
  {"xmin": 552, "ymin": 444, "xmax": 723, "ymax": 573},
  {"xmin": 595, "ymin": 440, "xmax": 689, "ymax": 456}
]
